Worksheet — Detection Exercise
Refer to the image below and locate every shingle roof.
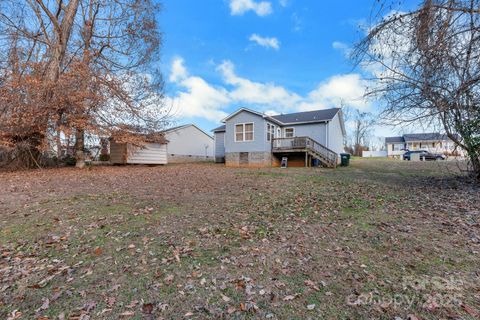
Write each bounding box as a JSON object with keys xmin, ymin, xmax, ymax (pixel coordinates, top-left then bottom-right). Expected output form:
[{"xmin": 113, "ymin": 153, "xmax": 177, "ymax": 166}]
[
  {"xmin": 212, "ymin": 125, "xmax": 226, "ymax": 132},
  {"xmin": 385, "ymin": 136, "xmax": 405, "ymax": 143},
  {"xmin": 385, "ymin": 133, "xmax": 456, "ymax": 144},
  {"xmin": 269, "ymin": 108, "xmax": 340, "ymax": 124},
  {"xmin": 403, "ymin": 133, "xmax": 449, "ymax": 142}
]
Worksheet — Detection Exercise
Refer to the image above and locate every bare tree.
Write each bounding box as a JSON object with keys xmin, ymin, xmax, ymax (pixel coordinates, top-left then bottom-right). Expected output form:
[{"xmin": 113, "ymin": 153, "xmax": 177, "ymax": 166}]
[
  {"xmin": 355, "ymin": 0, "xmax": 480, "ymax": 179},
  {"xmin": 0, "ymin": 0, "xmax": 169, "ymax": 168},
  {"xmin": 349, "ymin": 110, "xmax": 375, "ymax": 156}
]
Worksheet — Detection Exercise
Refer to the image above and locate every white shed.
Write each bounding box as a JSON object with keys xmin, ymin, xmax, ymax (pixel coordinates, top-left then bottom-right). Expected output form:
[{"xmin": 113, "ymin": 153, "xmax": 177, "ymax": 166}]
[
  {"xmin": 163, "ymin": 124, "xmax": 214, "ymax": 163},
  {"xmin": 110, "ymin": 134, "xmax": 168, "ymax": 165}
]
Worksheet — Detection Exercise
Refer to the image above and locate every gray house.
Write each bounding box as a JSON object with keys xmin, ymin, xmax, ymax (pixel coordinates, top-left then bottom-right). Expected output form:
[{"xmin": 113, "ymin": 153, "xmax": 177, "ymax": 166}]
[{"xmin": 213, "ymin": 107, "xmax": 345, "ymax": 168}]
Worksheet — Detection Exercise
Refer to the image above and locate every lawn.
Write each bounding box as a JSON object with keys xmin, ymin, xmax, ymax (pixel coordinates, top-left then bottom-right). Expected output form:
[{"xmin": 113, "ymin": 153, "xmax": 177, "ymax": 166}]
[{"xmin": 1, "ymin": 159, "xmax": 479, "ymax": 319}]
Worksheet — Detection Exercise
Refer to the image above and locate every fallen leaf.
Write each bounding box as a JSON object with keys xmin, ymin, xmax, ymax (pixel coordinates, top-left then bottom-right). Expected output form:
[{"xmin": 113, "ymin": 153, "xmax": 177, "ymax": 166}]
[
  {"xmin": 36, "ymin": 298, "xmax": 49, "ymax": 312},
  {"xmin": 462, "ymin": 304, "xmax": 478, "ymax": 317},
  {"xmin": 283, "ymin": 294, "xmax": 298, "ymax": 301},
  {"xmin": 221, "ymin": 294, "xmax": 231, "ymax": 302},
  {"xmin": 307, "ymin": 304, "xmax": 316, "ymax": 310},
  {"xmin": 164, "ymin": 274, "xmax": 174, "ymax": 284},
  {"xmin": 119, "ymin": 311, "xmax": 135, "ymax": 317},
  {"xmin": 142, "ymin": 303, "xmax": 154, "ymax": 314},
  {"xmin": 93, "ymin": 247, "xmax": 103, "ymax": 256}
]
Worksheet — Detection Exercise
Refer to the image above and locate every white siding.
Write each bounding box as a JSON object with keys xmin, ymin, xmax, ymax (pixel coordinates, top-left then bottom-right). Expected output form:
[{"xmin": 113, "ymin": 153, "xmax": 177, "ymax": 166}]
[
  {"xmin": 126, "ymin": 143, "xmax": 167, "ymax": 164},
  {"xmin": 165, "ymin": 125, "xmax": 214, "ymax": 159},
  {"xmin": 327, "ymin": 112, "xmax": 345, "ymax": 155}
]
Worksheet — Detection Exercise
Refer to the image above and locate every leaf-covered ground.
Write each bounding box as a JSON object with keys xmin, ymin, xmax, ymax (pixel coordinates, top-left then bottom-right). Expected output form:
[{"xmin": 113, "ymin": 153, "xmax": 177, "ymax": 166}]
[{"xmin": 1, "ymin": 159, "xmax": 479, "ymax": 319}]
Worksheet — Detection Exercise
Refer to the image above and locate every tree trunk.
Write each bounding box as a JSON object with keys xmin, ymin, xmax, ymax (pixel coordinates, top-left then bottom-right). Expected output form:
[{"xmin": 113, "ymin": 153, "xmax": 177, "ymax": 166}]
[
  {"xmin": 75, "ymin": 129, "xmax": 85, "ymax": 168},
  {"xmin": 467, "ymin": 149, "xmax": 480, "ymax": 181}
]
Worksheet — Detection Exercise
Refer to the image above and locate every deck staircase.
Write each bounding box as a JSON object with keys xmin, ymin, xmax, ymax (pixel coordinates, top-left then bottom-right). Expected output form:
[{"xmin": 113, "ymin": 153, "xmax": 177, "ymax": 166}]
[{"xmin": 272, "ymin": 137, "xmax": 338, "ymax": 168}]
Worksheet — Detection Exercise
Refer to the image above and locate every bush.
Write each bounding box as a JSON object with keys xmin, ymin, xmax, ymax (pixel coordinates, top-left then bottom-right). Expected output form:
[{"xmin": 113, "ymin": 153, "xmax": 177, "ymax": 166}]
[
  {"xmin": 63, "ymin": 155, "xmax": 76, "ymax": 166},
  {"xmin": 99, "ymin": 154, "xmax": 110, "ymax": 161}
]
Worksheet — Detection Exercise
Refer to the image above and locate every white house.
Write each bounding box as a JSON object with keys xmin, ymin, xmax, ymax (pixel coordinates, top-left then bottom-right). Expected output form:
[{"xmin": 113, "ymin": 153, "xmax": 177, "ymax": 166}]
[
  {"xmin": 163, "ymin": 124, "xmax": 214, "ymax": 163},
  {"xmin": 385, "ymin": 133, "xmax": 463, "ymax": 158}
]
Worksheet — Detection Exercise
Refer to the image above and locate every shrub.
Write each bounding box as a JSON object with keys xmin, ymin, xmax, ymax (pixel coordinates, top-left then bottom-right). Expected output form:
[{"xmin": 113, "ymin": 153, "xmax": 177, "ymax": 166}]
[
  {"xmin": 99, "ymin": 154, "xmax": 110, "ymax": 162},
  {"xmin": 63, "ymin": 155, "xmax": 76, "ymax": 166}
]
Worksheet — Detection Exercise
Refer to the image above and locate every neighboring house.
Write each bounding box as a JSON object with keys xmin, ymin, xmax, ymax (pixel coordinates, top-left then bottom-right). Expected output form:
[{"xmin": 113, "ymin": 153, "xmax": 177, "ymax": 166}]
[
  {"xmin": 385, "ymin": 133, "xmax": 463, "ymax": 158},
  {"xmin": 163, "ymin": 124, "xmax": 214, "ymax": 163},
  {"xmin": 110, "ymin": 134, "xmax": 168, "ymax": 165},
  {"xmin": 213, "ymin": 107, "xmax": 346, "ymax": 168}
]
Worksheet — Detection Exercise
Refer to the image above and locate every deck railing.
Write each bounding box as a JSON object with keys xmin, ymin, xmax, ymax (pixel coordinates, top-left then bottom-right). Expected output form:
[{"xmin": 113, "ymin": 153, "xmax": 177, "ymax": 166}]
[{"xmin": 272, "ymin": 137, "xmax": 338, "ymax": 167}]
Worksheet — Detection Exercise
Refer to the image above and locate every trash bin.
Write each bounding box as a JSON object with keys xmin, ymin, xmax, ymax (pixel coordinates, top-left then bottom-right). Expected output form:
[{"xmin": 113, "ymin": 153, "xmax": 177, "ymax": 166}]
[{"xmin": 340, "ymin": 153, "xmax": 350, "ymax": 167}]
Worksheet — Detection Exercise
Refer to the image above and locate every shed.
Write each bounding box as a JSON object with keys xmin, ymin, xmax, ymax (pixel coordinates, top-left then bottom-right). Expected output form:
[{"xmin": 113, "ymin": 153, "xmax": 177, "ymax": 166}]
[{"xmin": 110, "ymin": 133, "xmax": 168, "ymax": 165}]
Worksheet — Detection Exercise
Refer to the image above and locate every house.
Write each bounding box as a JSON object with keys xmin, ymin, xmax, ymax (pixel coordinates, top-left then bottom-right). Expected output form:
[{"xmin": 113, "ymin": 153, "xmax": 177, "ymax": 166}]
[
  {"xmin": 385, "ymin": 133, "xmax": 462, "ymax": 158},
  {"xmin": 213, "ymin": 107, "xmax": 346, "ymax": 168},
  {"xmin": 163, "ymin": 124, "xmax": 214, "ymax": 163},
  {"xmin": 110, "ymin": 133, "xmax": 168, "ymax": 165}
]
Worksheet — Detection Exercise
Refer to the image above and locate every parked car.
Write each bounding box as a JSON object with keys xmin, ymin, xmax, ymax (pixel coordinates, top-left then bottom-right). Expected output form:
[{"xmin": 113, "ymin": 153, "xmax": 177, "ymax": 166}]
[{"xmin": 403, "ymin": 150, "xmax": 446, "ymax": 161}]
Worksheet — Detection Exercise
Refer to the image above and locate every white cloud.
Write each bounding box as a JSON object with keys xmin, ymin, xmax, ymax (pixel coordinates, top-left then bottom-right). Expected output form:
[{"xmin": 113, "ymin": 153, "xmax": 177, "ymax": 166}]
[
  {"xmin": 218, "ymin": 60, "xmax": 301, "ymax": 112},
  {"xmin": 229, "ymin": 0, "xmax": 272, "ymax": 16},
  {"xmin": 169, "ymin": 56, "xmax": 188, "ymax": 82},
  {"xmin": 167, "ymin": 57, "xmax": 370, "ymax": 122},
  {"xmin": 168, "ymin": 58, "xmax": 230, "ymax": 121},
  {"xmin": 299, "ymin": 74, "xmax": 370, "ymax": 111},
  {"xmin": 248, "ymin": 34, "xmax": 280, "ymax": 50},
  {"xmin": 279, "ymin": 0, "xmax": 288, "ymax": 7},
  {"xmin": 332, "ymin": 41, "xmax": 352, "ymax": 58}
]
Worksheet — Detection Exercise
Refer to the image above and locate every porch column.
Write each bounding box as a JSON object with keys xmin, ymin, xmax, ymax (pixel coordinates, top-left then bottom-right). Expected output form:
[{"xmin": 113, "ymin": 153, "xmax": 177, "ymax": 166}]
[{"xmin": 305, "ymin": 152, "xmax": 308, "ymax": 167}]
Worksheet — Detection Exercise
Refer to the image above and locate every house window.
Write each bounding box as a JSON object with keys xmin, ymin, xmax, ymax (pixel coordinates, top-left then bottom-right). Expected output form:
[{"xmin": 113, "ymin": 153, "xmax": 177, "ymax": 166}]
[
  {"xmin": 285, "ymin": 128, "xmax": 295, "ymax": 138},
  {"xmin": 266, "ymin": 123, "xmax": 275, "ymax": 142},
  {"xmin": 235, "ymin": 123, "xmax": 254, "ymax": 142}
]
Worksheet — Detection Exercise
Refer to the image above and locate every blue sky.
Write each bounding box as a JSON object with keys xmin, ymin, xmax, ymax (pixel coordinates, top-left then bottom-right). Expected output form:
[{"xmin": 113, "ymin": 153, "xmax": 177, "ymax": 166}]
[{"xmin": 159, "ymin": 0, "xmax": 416, "ymax": 137}]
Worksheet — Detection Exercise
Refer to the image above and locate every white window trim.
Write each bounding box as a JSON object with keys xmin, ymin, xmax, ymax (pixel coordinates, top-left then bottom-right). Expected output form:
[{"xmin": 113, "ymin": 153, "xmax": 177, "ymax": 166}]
[
  {"xmin": 234, "ymin": 122, "xmax": 254, "ymax": 142},
  {"xmin": 266, "ymin": 123, "xmax": 275, "ymax": 142},
  {"xmin": 285, "ymin": 127, "xmax": 295, "ymax": 138}
]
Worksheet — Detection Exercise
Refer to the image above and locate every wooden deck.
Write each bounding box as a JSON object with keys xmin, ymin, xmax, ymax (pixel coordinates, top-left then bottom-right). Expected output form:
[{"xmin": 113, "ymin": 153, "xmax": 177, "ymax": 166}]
[{"xmin": 272, "ymin": 137, "xmax": 338, "ymax": 168}]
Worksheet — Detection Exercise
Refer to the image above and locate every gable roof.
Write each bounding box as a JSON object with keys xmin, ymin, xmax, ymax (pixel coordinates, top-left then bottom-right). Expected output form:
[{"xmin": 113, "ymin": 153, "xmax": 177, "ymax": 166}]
[
  {"xmin": 221, "ymin": 107, "xmax": 341, "ymax": 126},
  {"xmin": 270, "ymin": 108, "xmax": 341, "ymax": 125},
  {"xmin": 163, "ymin": 124, "xmax": 213, "ymax": 139},
  {"xmin": 212, "ymin": 125, "xmax": 226, "ymax": 133},
  {"xmin": 221, "ymin": 107, "xmax": 266, "ymax": 122}
]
